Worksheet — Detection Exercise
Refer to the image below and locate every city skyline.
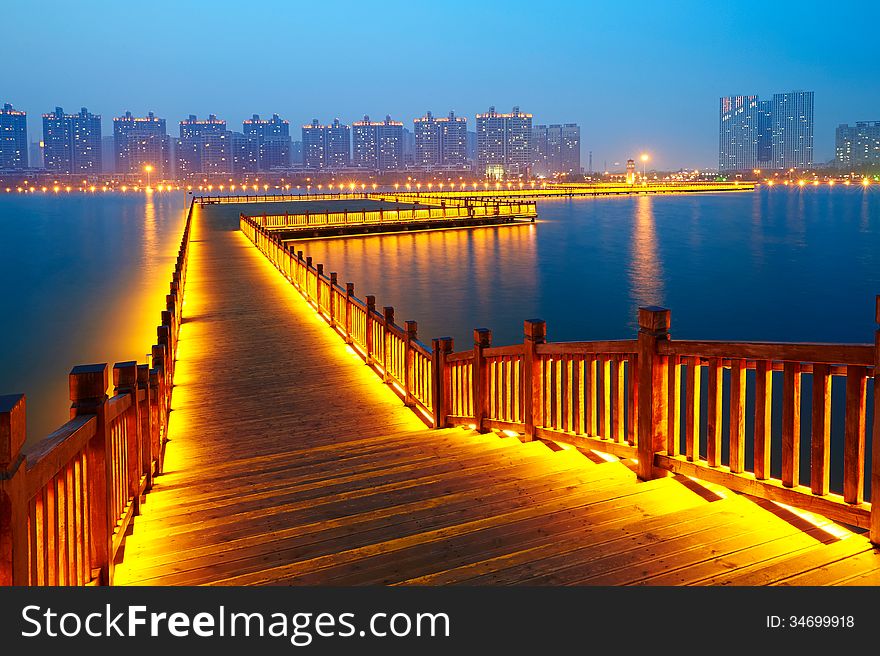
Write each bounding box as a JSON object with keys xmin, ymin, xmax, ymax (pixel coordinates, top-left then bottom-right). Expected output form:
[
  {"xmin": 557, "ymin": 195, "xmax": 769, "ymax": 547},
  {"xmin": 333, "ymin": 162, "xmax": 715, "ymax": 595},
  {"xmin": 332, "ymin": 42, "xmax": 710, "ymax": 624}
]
[{"xmin": 2, "ymin": 0, "xmax": 877, "ymax": 170}]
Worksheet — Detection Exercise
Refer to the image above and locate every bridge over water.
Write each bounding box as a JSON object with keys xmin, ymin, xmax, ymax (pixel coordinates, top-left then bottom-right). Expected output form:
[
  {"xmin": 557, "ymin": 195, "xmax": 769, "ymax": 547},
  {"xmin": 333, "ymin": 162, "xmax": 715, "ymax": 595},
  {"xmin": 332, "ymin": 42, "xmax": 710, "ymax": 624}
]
[{"xmin": 2, "ymin": 188, "xmax": 879, "ymax": 586}]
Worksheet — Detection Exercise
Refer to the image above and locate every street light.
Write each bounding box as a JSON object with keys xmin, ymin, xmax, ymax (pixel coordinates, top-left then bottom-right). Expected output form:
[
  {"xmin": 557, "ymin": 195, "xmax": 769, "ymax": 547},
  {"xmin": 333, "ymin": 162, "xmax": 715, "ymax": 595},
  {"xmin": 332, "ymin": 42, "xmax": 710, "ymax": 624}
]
[
  {"xmin": 640, "ymin": 153, "xmax": 649, "ymax": 184},
  {"xmin": 144, "ymin": 164, "xmax": 153, "ymax": 189}
]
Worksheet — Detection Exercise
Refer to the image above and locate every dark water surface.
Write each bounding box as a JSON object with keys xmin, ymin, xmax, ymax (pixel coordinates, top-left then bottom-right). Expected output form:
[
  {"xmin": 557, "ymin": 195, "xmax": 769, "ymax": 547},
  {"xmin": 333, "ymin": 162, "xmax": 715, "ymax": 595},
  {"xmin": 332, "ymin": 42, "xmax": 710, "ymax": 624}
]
[
  {"xmin": 0, "ymin": 192, "xmax": 187, "ymax": 443},
  {"xmin": 275, "ymin": 188, "xmax": 880, "ymax": 347}
]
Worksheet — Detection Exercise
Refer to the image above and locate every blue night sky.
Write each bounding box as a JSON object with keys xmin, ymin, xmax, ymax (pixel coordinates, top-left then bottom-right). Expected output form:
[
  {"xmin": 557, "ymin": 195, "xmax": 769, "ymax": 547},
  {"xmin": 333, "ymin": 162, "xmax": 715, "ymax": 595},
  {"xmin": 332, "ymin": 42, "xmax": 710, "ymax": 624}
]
[{"xmin": 3, "ymin": 0, "xmax": 878, "ymax": 170}]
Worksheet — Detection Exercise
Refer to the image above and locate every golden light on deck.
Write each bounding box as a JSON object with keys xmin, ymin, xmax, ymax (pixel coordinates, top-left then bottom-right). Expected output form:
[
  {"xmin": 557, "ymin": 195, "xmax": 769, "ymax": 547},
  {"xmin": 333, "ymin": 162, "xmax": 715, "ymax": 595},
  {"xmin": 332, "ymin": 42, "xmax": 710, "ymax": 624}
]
[{"xmin": 771, "ymin": 501, "xmax": 854, "ymax": 540}]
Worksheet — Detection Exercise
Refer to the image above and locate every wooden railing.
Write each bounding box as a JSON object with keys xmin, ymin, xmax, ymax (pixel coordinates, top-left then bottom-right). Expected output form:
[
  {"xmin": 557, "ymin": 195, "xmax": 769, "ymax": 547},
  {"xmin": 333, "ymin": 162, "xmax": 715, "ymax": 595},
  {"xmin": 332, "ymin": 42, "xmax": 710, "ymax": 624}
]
[
  {"xmin": 246, "ymin": 200, "xmax": 537, "ymax": 230},
  {"xmin": 0, "ymin": 201, "xmax": 194, "ymax": 585},
  {"xmin": 241, "ymin": 215, "xmax": 880, "ymax": 541},
  {"xmin": 240, "ymin": 216, "xmax": 436, "ymax": 425}
]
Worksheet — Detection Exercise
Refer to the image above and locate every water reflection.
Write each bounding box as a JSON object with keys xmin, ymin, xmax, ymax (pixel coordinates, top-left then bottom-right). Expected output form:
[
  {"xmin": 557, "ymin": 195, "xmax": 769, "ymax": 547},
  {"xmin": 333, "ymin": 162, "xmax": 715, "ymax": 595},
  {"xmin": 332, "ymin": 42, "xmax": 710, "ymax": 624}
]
[
  {"xmin": 0, "ymin": 193, "xmax": 186, "ymax": 444},
  {"xmin": 628, "ymin": 195, "xmax": 664, "ymax": 310}
]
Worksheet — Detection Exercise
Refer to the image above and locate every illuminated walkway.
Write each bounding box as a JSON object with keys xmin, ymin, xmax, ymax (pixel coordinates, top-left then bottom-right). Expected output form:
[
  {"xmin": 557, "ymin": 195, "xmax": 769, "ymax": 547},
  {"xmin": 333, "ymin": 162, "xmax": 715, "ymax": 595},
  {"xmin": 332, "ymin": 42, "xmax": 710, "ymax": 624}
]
[{"xmin": 115, "ymin": 207, "xmax": 875, "ymax": 586}]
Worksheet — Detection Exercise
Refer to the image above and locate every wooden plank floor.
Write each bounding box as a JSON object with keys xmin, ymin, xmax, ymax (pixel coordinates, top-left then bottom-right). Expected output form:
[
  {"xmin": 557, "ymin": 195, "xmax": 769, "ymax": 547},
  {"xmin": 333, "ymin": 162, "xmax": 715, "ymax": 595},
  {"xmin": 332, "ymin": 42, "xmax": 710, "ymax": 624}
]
[{"xmin": 115, "ymin": 206, "xmax": 877, "ymax": 586}]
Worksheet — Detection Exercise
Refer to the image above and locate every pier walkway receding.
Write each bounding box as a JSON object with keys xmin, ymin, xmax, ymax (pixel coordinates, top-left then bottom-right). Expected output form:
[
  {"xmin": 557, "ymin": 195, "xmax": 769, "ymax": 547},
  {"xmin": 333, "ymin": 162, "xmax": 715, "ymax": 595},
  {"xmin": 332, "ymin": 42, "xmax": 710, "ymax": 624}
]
[{"xmin": 113, "ymin": 204, "xmax": 875, "ymax": 586}]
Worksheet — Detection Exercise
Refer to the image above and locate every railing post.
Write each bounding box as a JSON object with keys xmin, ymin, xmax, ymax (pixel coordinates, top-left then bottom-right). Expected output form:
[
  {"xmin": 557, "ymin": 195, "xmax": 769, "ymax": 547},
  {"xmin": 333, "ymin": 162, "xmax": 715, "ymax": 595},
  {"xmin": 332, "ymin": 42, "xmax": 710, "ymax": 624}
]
[
  {"xmin": 473, "ymin": 328, "xmax": 492, "ymax": 433},
  {"xmin": 305, "ymin": 256, "xmax": 313, "ymax": 302},
  {"xmin": 870, "ymin": 296, "xmax": 880, "ymax": 543},
  {"xmin": 297, "ymin": 251, "xmax": 304, "ymax": 290},
  {"xmin": 113, "ymin": 361, "xmax": 142, "ymax": 515},
  {"xmin": 636, "ymin": 307, "xmax": 671, "ymax": 481},
  {"xmin": 404, "ymin": 321, "xmax": 417, "ymax": 407},
  {"xmin": 431, "ymin": 337, "xmax": 454, "ymax": 428},
  {"xmin": 366, "ymin": 296, "xmax": 376, "ymax": 365},
  {"xmin": 137, "ymin": 364, "xmax": 154, "ymax": 489},
  {"xmin": 0, "ymin": 394, "xmax": 28, "ymax": 585},
  {"xmin": 329, "ymin": 273, "xmax": 338, "ymax": 327},
  {"xmin": 345, "ymin": 283, "xmax": 354, "ymax": 344},
  {"xmin": 523, "ymin": 319, "xmax": 546, "ymax": 442},
  {"xmin": 383, "ymin": 307, "xmax": 394, "ymax": 382},
  {"xmin": 70, "ymin": 363, "xmax": 112, "ymax": 585}
]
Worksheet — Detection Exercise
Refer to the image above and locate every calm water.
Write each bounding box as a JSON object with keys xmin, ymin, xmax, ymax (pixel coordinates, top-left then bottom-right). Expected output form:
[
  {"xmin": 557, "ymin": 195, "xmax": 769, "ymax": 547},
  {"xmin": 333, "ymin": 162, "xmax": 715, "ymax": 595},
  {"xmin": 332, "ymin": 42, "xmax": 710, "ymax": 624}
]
[
  {"xmin": 272, "ymin": 188, "xmax": 880, "ymax": 347},
  {"xmin": 0, "ymin": 192, "xmax": 188, "ymax": 443},
  {"xmin": 2, "ymin": 187, "xmax": 877, "ymax": 454}
]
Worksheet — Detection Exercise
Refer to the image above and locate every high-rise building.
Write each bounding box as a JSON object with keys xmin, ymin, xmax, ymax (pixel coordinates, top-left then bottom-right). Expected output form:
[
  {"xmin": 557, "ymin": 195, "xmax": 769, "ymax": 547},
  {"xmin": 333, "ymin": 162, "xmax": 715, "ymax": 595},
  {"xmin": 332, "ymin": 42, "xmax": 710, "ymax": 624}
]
[
  {"xmin": 719, "ymin": 95, "xmax": 762, "ymax": 172},
  {"xmin": 771, "ymin": 91, "xmax": 814, "ymax": 170},
  {"xmin": 113, "ymin": 111, "xmax": 169, "ymax": 176},
  {"xmin": 835, "ymin": 121, "xmax": 880, "ymax": 169},
  {"xmin": 291, "ymin": 140, "xmax": 303, "ymax": 165},
  {"xmin": 531, "ymin": 123, "xmax": 580, "ymax": 176},
  {"xmin": 301, "ymin": 118, "xmax": 351, "ymax": 169},
  {"xmin": 42, "ymin": 107, "xmax": 102, "ymax": 174},
  {"xmin": 414, "ymin": 111, "xmax": 467, "ymax": 169},
  {"xmin": 243, "ymin": 113, "xmax": 290, "ymax": 170},
  {"xmin": 476, "ymin": 106, "xmax": 532, "ymax": 177},
  {"xmin": 0, "ymin": 103, "xmax": 28, "ymax": 169},
  {"xmin": 230, "ymin": 132, "xmax": 259, "ymax": 173},
  {"xmin": 352, "ymin": 115, "xmax": 404, "ymax": 171},
  {"xmin": 177, "ymin": 114, "xmax": 229, "ymax": 176},
  {"xmin": 466, "ymin": 131, "xmax": 477, "ymax": 162},
  {"xmin": 719, "ymin": 93, "xmax": 808, "ymax": 172}
]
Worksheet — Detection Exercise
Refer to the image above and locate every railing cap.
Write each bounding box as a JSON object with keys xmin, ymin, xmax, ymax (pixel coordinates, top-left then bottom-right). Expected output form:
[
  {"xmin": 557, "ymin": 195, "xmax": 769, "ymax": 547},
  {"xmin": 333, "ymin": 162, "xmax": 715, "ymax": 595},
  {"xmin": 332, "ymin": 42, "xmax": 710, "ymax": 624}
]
[
  {"xmin": 70, "ymin": 363, "xmax": 109, "ymax": 403},
  {"xmin": 524, "ymin": 319, "xmax": 546, "ymax": 341},
  {"xmin": 474, "ymin": 328, "xmax": 492, "ymax": 347},
  {"xmin": 432, "ymin": 336, "xmax": 454, "ymax": 352},
  {"xmin": 638, "ymin": 306, "xmax": 671, "ymax": 333},
  {"xmin": 113, "ymin": 361, "xmax": 139, "ymax": 388},
  {"xmin": 0, "ymin": 393, "xmax": 26, "ymax": 468}
]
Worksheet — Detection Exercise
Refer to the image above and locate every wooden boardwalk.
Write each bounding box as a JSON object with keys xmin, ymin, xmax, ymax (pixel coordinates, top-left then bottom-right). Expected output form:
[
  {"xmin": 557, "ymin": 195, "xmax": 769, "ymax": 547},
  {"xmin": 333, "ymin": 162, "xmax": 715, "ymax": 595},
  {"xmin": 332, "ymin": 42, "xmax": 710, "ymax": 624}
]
[{"xmin": 114, "ymin": 206, "xmax": 879, "ymax": 586}]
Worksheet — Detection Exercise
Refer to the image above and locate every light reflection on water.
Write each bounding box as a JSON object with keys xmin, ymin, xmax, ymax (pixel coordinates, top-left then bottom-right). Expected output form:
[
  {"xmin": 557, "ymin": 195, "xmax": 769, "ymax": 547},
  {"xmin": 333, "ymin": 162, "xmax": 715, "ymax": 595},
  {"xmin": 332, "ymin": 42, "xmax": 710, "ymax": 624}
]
[{"xmin": 0, "ymin": 193, "xmax": 187, "ymax": 444}]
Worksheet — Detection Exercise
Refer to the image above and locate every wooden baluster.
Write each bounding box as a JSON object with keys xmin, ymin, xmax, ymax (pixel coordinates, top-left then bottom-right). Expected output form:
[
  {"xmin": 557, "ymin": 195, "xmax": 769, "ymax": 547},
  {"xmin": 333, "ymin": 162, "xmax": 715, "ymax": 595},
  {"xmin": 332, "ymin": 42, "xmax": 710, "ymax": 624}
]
[
  {"xmin": 667, "ymin": 355, "xmax": 680, "ymax": 456},
  {"xmin": 365, "ymin": 296, "xmax": 376, "ymax": 365},
  {"xmin": 296, "ymin": 251, "xmax": 304, "ymax": 290},
  {"xmin": 560, "ymin": 355, "xmax": 570, "ymax": 432},
  {"xmin": 844, "ymin": 365, "xmax": 867, "ymax": 504},
  {"xmin": 549, "ymin": 356, "xmax": 558, "ymax": 430},
  {"xmin": 70, "ymin": 364, "xmax": 112, "ymax": 585},
  {"xmin": 404, "ymin": 321, "xmax": 417, "ymax": 407},
  {"xmin": 137, "ymin": 364, "xmax": 154, "ymax": 490},
  {"xmin": 473, "ymin": 329, "xmax": 492, "ymax": 433},
  {"xmin": 0, "ymin": 394, "xmax": 27, "ymax": 585},
  {"xmin": 598, "ymin": 357, "xmax": 609, "ymax": 439},
  {"xmin": 612, "ymin": 357, "xmax": 625, "ymax": 442},
  {"xmin": 329, "ymin": 273, "xmax": 338, "ymax": 327},
  {"xmin": 113, "ymin": 361, "xmax": 142, "ymax": 516},
  {"xmin": 345, "ymin": 283, "xmax": 354, "ymax": 344},
  {"xmin": 383, "ymin": 307, "xmax": 394, "ymax": 383},
  {"xmin": 870, "ymin": 296, "xmax": 880, "ymax": 543},
  {"xmin": 754, "ymin": 360, "xmax": 772, "ymax": 479},
  {"xmin": 149, "ymin": 368, "xmax": 164, "ymax": 474},
  {"xmin": 431, "ymin": 337, "xmax": 454, "ymax": 428},
  {"xmin": 522, "ymin": 320, "xmax": 546, "ymax": 442},
  {"xmin": 706, "ymin": 358, "xmax": 723, "ymax": 468},
  {"xmin": 810, "ymin": 363, "xmax": 832, "ymax": 496},
  {"xmin": 316, "ymin": 264, "xmax": 324, "ymax": 312},
  {"xmin": 627, "ymin": 355, "xmax": 638, "ymax": 445},
  {"xmin": 637, "ymin": 307, "xmax": 670, "ymax": 480},
  {"xmin": 584, "ymin": 355, "xmax": 597, "ymax": 436},
  {"xmin": 781, "ymin": 362, "xmax": 802, "ymax": 488},
  {"xmin": 729, "ymin": 358, "xmax": 746, "ymax": 473},
  {"xmin": 571, "ymin": 356, "xmax": 581, "ymax": 434}
]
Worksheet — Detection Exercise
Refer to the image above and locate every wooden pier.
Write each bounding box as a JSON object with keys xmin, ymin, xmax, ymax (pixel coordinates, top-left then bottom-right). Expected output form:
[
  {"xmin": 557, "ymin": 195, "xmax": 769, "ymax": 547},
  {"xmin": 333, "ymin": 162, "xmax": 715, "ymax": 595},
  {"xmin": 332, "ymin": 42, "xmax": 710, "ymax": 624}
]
[{"xmin": 2, "ymin": 195, "xmax": 879, "ymax": 587}]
